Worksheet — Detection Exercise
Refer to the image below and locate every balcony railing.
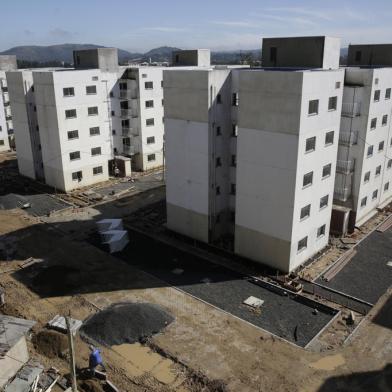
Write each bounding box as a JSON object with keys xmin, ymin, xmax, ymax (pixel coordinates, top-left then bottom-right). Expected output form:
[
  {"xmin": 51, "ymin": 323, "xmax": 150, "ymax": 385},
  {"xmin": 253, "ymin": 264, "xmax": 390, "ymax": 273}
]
[
  {"xmin": 119, "ymin": 90, "xmax": 132, "ymax": 99},
  {"xmin": 120, "ymin": 108, "xmax": 133, "ymax": 118},
  {"xmin": 123, "ymin": 145, "xmax": 136, "ymax": 155},
  {"xmin": 336, "ymin": 159, "xmax": 355, "ymax": 174},
  {"xmin": 339, "ymin": 131, "xmax": 359, "ymax": 146},
  {"xmin": 341, "ymin": 102, "xmax": 361, "ymax": 117},
  {"xmin": 122, "ymin": 127, "xmax": 139, "ymax": 136},
  {"xmin": 334, "ymin": 187, "xmax": 352, "ymax": 202}
]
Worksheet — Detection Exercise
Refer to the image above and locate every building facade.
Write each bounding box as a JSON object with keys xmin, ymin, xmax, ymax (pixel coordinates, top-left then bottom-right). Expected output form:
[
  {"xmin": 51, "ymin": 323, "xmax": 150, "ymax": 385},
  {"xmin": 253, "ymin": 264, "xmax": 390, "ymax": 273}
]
[
  {"xmin": 0, "ymin": 55, "xmax": 17, "ymax": 152},
  {"xmin": 165, "ymin": 37, "xmax": 344, "ymax": 272},
  {"xmin": 6, "ymin": 49, "xmax": 176, "ymax": 191},
  {"xmin": 333, "ymin": 46, "xmax": 392, "ymax": 228}
]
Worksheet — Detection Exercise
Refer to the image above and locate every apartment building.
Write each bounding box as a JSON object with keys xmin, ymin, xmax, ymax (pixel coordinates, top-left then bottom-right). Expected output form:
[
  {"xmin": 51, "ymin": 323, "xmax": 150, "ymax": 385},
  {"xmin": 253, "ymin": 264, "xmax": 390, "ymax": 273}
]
[
  {"xmin": 332, "ymin": 45, "xmax": 392, "ymax": 230},
  {"xmin": 6, "ymin": 48, "xmax": 177, "ymax": 191},
  {"xmin": 0, "ymin": 55, "xmax": 17, "ymax": 152},
  {"xmin": 165, "ymin": 36, "xmax": 344, "ymax": 273}
]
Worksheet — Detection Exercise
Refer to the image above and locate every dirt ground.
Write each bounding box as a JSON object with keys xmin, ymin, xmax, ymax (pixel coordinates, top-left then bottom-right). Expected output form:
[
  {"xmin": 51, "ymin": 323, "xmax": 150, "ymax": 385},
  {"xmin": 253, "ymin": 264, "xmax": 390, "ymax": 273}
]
[
  {"xmin": 0, "ymin": 152, "xmax": 391, "ymax": 392},
  {"xmin": 0, "ymin": 205, "xmax": 391, "ymax": 392}
]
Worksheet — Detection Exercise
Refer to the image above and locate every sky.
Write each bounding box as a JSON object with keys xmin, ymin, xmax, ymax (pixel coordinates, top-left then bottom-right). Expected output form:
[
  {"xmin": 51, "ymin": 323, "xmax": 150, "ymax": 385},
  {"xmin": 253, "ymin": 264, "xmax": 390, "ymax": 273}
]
[{"xmin": 1, "ymin": 0, "xmax": 392, "ymax": 52}]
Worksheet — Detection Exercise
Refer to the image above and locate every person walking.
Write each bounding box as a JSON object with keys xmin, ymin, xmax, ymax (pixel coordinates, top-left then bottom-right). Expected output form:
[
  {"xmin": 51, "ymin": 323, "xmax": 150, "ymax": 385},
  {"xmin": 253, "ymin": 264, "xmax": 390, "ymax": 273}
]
[{"xmin": 88, "ymin": 345, "xmax": 106, "ymax": 375}]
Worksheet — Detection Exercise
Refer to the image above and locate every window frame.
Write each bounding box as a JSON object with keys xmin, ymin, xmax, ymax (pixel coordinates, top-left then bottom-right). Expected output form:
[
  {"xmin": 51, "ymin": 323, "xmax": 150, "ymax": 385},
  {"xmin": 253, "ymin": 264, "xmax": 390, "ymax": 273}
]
[
  {"xmin": 300, "ymin": 204, "xmax": 311, "ymax": 221},
  {"xmin": 88, "ymin": 106, "xmax": 99, "ymax": 116},
  {"xmin": 328, "ymin": 96, "xmax": 338, "ymax": 111},
  {"xmin": 86, "ymin": 85, "xmax": 97, "ymax": 95},
  {"xmin": 67, "ymin": 130, "xmax": 79, "ymax": 140},
  {"xmin": 322, "ymin": 163, "xmax": 332, "ymax": 179},
  {"xmin": 305, "ymin": 136, "xmax": 316, "ymax": 153},
  {"xmin": 89, "ymin": 126, "xmax": 100, "ymax": 136},
  {"xmin": 63, "ymin": 87, "xmax": 75, "ymax": 97},
  {"xmin": 91, "ymin": 147, "xmax": 102, "ymax": 156},
  {"xmin": 308, "ymin": 99, "xmax": 319, "ymax": 116},
  {"xmin": 65, "ymin": 109, "xmax": 77, "ymax": 119},
  {"xmin": 325, "ymin": 131, "xmax": 334, "ymax": 146},
  {"xmin": 303, "ymin": 171, "xmax": 313, "ymax": 188}
]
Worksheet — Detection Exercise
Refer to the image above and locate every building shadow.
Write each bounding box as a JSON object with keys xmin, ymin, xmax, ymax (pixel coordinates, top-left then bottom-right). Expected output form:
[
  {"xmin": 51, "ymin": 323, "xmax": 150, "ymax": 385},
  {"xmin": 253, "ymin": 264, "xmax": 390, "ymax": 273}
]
[
  {"xmin": 317, "ymin": 364, "xmax": 392, "ymax": 392},
  {"xmin": 372, "ymin": 296, "xmax": 392, "ymax": 330}
]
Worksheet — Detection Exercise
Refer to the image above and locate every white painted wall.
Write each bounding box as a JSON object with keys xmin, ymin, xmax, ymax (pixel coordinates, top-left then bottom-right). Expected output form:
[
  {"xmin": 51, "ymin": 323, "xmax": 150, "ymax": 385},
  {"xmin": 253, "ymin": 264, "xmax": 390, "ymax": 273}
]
[{"xmin": 0, "ymin": 71, "xmax": 11, "ymax": 152}]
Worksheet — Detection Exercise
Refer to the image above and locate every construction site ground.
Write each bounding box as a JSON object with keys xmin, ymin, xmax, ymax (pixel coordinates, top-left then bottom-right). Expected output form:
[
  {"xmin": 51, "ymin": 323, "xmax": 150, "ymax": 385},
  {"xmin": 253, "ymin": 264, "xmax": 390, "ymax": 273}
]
[{"xmin": 0, "ymin": 151, "xmax": 391, "ymax": 392}]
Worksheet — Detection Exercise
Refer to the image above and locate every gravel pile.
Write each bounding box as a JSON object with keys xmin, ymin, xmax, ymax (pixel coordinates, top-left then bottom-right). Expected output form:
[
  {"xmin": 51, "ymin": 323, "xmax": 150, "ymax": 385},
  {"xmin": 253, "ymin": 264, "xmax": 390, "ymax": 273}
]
[{"xmin": 81, "ymin": 302, "xmax": 174, "ymax": 346}]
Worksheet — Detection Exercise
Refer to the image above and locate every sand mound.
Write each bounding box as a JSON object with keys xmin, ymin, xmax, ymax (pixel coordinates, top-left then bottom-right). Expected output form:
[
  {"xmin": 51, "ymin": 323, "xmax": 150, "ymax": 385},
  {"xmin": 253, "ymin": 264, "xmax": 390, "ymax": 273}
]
[
  {"xmin": 81, "ymin": 302, "xmax": 174, "ymax": 346},
  {"xmin": 32, "ymin": 329, "xmax": 68, "ymax": 358}
]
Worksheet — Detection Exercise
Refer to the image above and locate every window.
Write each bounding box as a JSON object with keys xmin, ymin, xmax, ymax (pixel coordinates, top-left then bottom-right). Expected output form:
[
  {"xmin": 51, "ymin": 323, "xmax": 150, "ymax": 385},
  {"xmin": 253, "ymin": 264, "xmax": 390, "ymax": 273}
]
[
  {"xmin": 375, "ymin": 165, "xmax": 381, "ymax": 176},
  {"xmin": 111, "ymin": 110, "xmax": 115, "ymax": 116},
  {"xmin": 303, "ymin": 171, "xmax": 313, "ymax": 187},
  {"xmin": 162, "ymin": 99, "xmax": 164, "ymax": 106},
  {"xmin": 88, "ymin": 106, "xmax": 98, "ymax": 116},
  {"xmin": 372, "ymin": 190, "xmax": 378, "ymax": 200},
  {"xmin": 142, "ymin": 73, "xmax": 147, "ymax": 78},
  {"xmin": 355, "ymin": 51, "xmax": 362, "ymax": 62},
  {"xmin": 0, "ymin": 140, "xmax": 4, "ymax": 146},
  {"xmin": 386, "ymin": 88, "xmax": 391, "ymax": 100},
  {"xmin": 335, "ymin": 81, "xmax": 341, "ymax": 89},
  {"xmin": 91, "ymin": 147, "xmax": 101, "ymax": 156},
  {"xmin": 328, "ymin": 96, "xmax": 337, "ymax": 111},
  {"xmin": 93, "ymin": 166, "xmax": 103, "ymax": 175},
  {"xmin": 33, "ymin": 105, "xmax": 36, "ymax": 112},
  {"xmin": 375, "ymin": 78, "xmax": 379, "ymax": 85},
  {"xmin": 112, "ymin": 130, "xmax": 116, "ymax": 135},
  {"xmin": 374, "ymin": 90, "xmax": 381, "ymax": 102},
  {"xmin": 72, "ymin": 171, "xmax": 82, "ymax": 181},
  {"xmin": 232, "ymin": 124, "xmax": 238, "ymax": 137},
  {"xmin": 367, "ymin": 145, "xmax": 374, "ymax": 157},
  {"xmin": 92, "ymin": 76, "xmax": 98, "ymax": 81},
  {"xmin": 90, "ymin": 126, "xmax": 100, "ymax": 136},
  {"xmin": 145, "ymin": 100, "xmax": 154, "ymax": 108},
  {"xmin": 382, "ymin": 115, "xmax": 388, "ymax": 126},
  {"xmin": 232, "ymin": 93, "xmax": 239, "ymax": 106},
  {"xmin": 317, "ymin": 224, "xmax": 326, "ymax": 238},
  {"xmin": 65, "ymin": 109, "xmax": 77, "ymax": 119},
  {"xmin": 69, "ymin": 151, "xmax": 80, "ymax": 161},
  {"xmin": 145, "ymin": 81, "xmax": 153, "ymax": 89},
  {"xmin": 364, "ymin": 171, "xmax": 370, "ymax": 182},
  {"xmin": 230, "ymin": 183, "xmax": 236, "ymax": 195},
  {"xmin": 300, "ymin": 204, "xmax": 311, "ymax": 220},
  {"xmin": 36, "ymin": 125, "xmax": 39, "ymax": 131},
  {"xmin": 147, "ymin": 153, "xmax": 156, "ymax": 162},
  {"xmin": 308, "ymin": 99, "xmax": 319, "ymax": 115},
  {"xmin": 63, "ymin": 87, "xmax": 74, "ymax": 97},
  {"xmin": 86, "ymin": 85, "xmax": 97, "ymax": 95},
  {"xmin": 216, "ymin": 157, "xmax": 222, "ymax": 167},
  {"xmin": 298, "ymin": 237, "xmax": 308, "ymax": 252},
  {"xmin": 325, "ymin": 131, "xmax": 334, "ymax": 145},
  {"xmin": 320, "ymin": 195, "xmax": 329, "ymax": 209},
  {"xmin": 216, "ymin": 186, "xmax": 220, "ymax": 195},
  {"xmin": 305, "ymin": 136, "xmax": 316, "ymax": 153},
  {"xmin": 216, "ymin": 94, "xmax": 222, "ymax": 104},
  {"xmin": 322, "ymin": 163, "xmax": 332, "ymax": 178},
  {"xmin": 216, "ymin": 126, "xmax": 221, "ymax": 136},
  {"xmin": 385, "ymin": 182, "xmax": 390, "ymax": 192},
  {"xmin": 231, "ymin": 155, "xmax": 236, "ymax": 167},
  {"xmin": 360, "ymin": 197, "xmax": 367, "ymax": 207},
  {"xmin": 146, "ymin": 118, "xmax": 154, "ymax": 126},
  {"xmin": 67, "ymin": 130, "xmax": 79, "ymax": 140},
  {"xmin": 370, "ymin": 118, "xmax": 377, "ymax": 130},
  {"xmin": 161, "ymin": 80, "xmax": 163, "ymax": 88},
  {"xmin": 379, "ymin": 141, "xmax": 385, "ymax": 152},
  {"xmin": 147, "ymin": 136, "xmax": 155, "ymax": 144},
  {"xmin": 119, "ymin": 82, "xmax": 127, "ymax": 90},
  {"xmin": 110, "ymin": 92, "xmax": 114, "ymax": 98},
  {"xmin": 388, "ymin": 159, "xmax": 392, "ymax": 169}
]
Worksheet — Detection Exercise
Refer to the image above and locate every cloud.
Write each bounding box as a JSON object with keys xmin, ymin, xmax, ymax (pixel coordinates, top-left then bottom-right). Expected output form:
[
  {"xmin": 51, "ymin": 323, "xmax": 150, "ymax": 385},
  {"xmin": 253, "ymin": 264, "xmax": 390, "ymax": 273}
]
[
  {"xmin": 23, "ymin": 29, "xmax": 35, "ymax": 36},
  {"xmin": 210, "ymin": 20, "xmax": 257, "ymax": 28},
  {"xmin": 48, "ymin": 28, "xmax": 75, "ymax": 39},
  {"xmin": 143, "ymin": 27, "xmax": 189, "ymax": 33},
  {"xmin": 260, "ymin": 7, "xmax": 334, "ymax": 22}
]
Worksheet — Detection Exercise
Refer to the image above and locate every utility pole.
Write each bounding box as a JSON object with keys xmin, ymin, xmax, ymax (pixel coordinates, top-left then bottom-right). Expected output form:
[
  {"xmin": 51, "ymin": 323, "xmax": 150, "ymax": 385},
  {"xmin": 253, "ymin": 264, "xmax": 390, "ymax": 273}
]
[{"xmin": 65, "ymin": 313, "xmax": 78, "ymax": 392}]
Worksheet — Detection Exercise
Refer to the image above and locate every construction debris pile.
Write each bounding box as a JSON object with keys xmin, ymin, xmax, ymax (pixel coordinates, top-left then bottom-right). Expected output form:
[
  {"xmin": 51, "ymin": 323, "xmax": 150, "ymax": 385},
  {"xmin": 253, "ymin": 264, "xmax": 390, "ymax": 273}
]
[{"xmin": 81, "ymin": 302, "xmax": 174, "ymax": 346}]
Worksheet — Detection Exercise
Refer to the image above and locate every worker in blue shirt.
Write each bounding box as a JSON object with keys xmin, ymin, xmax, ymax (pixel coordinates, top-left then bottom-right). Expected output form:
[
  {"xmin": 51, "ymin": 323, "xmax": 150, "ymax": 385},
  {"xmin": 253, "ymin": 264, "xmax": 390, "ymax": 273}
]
[{"xmin": 89, "ymin": 345, "xmax": 106, "ymax": 374}]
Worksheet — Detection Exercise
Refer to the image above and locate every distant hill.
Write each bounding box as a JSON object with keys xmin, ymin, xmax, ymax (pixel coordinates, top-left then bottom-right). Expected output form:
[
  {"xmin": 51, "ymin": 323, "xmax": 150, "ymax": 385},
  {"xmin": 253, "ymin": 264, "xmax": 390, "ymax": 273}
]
[
  {"xmin": 0, "ymin": 44, "xmax": 349, "ymax": 67},
  {"xmin": 0, "ymin": 44, "xmax": 141, "ymax": 65}
]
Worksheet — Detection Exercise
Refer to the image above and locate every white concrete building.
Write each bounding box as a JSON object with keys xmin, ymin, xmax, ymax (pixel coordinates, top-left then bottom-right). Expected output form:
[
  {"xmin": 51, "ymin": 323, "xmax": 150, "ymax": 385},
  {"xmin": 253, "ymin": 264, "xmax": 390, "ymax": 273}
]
[
  {"xmin": 332, "ymin": 45, "xmax": 392, "ymax": 230},
  {"xmin": 6, "ymin": 48, "xmax": 187, "ymax": 192},
  {"xmin": 0, "ymin": 55, "xmax": 17, "ymax": 152},
  {"xmin": 165, "ymin": 37, "xmax": 344, "ymax": 272}
]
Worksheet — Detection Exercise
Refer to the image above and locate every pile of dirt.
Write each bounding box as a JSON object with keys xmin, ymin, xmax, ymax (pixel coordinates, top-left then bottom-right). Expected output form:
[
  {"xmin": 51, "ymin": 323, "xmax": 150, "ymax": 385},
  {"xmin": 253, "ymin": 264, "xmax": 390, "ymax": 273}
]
[
  {"xmin": 81, "ymin": 302, "xmax": 174, "ymax": 346},
  {"xmin": 32, "ymin": 329, "xmax": 68, "ymax": 358},
  {"xmin": 79, "ymin": 379, "xmax": 105, "ymax": 392}
]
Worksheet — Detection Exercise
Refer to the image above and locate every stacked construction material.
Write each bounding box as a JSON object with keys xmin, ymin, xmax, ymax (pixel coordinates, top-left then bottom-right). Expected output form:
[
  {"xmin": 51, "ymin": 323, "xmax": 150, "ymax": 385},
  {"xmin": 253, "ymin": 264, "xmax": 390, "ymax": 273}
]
[{"xmin": 97, "ymin": 219, "xmax": 129, "ymax": 253}]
